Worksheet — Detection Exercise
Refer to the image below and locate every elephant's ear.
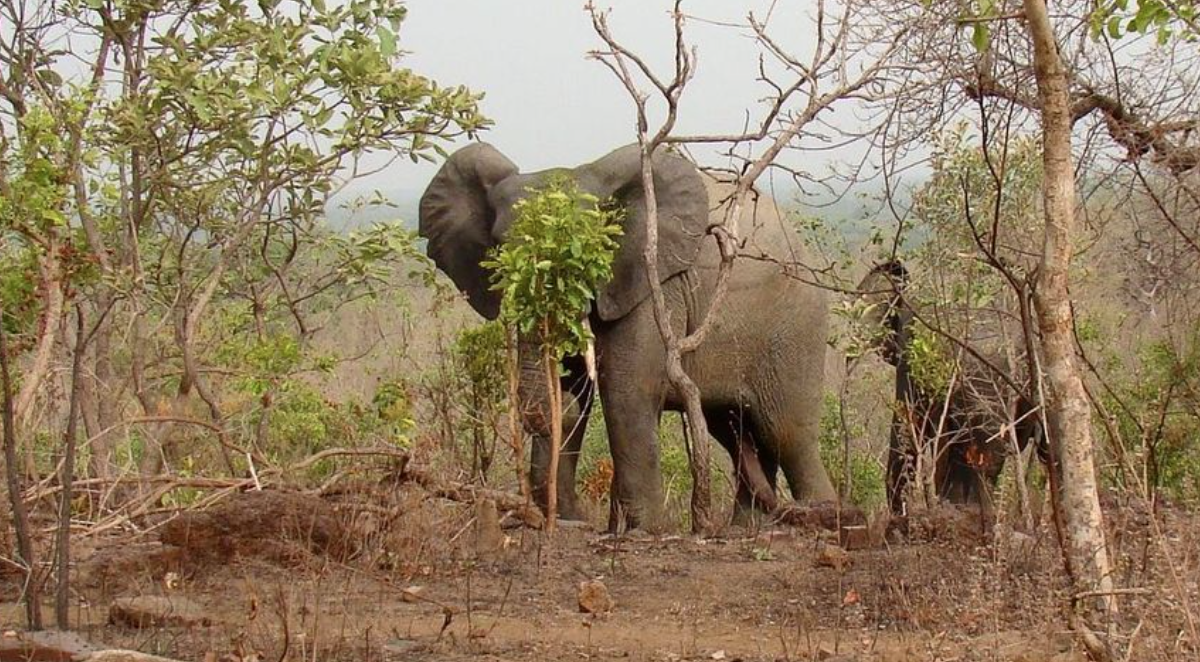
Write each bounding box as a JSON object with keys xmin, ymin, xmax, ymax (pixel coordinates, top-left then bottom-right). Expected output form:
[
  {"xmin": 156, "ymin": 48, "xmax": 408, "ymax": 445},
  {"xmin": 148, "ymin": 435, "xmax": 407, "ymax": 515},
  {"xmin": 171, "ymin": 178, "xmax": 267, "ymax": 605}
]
[
  {"xmin": 577, "ymin": 145, "xmax": 710, "ymax": 321},
  {"xmin": 419, "ymin": 143, "xmax": 519, "ymax": 319}
]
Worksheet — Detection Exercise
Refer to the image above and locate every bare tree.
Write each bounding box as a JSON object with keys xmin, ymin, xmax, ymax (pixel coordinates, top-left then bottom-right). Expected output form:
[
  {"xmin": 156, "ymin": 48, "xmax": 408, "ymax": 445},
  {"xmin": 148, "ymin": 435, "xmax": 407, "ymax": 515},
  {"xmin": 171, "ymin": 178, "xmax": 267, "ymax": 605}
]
[
  {"xmin": 1021, "ymin": 2, "xmax": 1119, "ymax": 658},
  {"xmin": 1, "ymin": 302, "xmax": 40, "ymax": 629},
  {"xmin": 588, "ymin": 0, "xmax": 905, "ymax": 531}
]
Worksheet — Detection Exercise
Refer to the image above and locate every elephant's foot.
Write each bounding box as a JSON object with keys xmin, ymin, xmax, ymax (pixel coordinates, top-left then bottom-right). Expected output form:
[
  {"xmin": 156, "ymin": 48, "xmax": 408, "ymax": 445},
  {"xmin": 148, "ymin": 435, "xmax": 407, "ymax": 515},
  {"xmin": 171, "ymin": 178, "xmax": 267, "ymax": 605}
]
[
  {"xmin": 607, "ymin": 498, "xmax": 669, "ymax": 535},
  {"xmin": 730, "ymin": 500, "xmax": 774, "ymax": 529},
  {"xmin": 556, "ymin": 496, "xmax": 585, "ymax": 522},
  {"xmin": 532, "ymin": 485, "xmax": 585, "ymax": 522}
]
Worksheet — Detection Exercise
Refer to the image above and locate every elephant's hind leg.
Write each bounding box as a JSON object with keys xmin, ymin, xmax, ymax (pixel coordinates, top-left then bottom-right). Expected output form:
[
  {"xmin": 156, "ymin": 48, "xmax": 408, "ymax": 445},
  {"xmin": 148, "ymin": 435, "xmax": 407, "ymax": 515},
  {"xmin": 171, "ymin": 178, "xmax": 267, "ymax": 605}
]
[
  {"xmin": 753, "ymin": 394, "xmax": 836, "ymax": 505},
  {"xmin": 706, "ymin": 406, "xmax": 779, "ymax": 526},
  {"xmin": 887, "ymin": 414, "xmax": 917, "ymax": 514}
]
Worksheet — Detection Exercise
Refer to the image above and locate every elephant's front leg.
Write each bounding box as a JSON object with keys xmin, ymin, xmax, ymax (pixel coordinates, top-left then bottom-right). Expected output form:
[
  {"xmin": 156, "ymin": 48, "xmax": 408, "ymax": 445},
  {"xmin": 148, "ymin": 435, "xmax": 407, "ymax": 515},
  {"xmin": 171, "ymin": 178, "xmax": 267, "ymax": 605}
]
[
  {"xmin": 600, "ymin": 384, "xmax": 666, "ymax": 532},
  {"xmin": 886, "ymin": 412, "xmax": 914, "ymax": 515},
  {"xmin": 596, "ymin": 317, "xmax": 669, "ymax": 533}
]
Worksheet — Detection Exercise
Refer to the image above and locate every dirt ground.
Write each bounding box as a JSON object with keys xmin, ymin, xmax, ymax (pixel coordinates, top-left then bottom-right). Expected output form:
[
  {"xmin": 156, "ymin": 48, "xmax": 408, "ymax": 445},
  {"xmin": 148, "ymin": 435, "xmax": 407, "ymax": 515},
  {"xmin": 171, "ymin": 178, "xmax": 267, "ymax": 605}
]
[{"xmin": 3, "ymin": 486, "xmax": 1197, "ymax": 662}]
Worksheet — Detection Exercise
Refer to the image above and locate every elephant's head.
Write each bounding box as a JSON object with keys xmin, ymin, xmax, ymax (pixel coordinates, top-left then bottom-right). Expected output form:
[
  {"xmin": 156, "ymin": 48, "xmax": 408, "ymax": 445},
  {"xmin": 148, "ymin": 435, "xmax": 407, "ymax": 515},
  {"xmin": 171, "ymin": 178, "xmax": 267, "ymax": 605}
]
[
  {"xmin": 418, "ymin": 142, "xmax": 710, "ymax": 321},
  {"xmin": 854, "ymin": 260, "xmax": 912, "ymax": 366}
]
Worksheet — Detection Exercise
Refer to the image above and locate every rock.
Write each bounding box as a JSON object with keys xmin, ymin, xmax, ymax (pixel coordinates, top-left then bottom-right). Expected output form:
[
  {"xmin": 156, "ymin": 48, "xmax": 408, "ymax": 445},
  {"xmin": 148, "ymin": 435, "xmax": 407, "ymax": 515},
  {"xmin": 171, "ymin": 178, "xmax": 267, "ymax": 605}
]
[
  {"xmin": 399, "ymin": 586, "xmax": 424, "ymax": 603},
  {"xmin": 556, "ymin": 518, "xmax": 592, "ymax": 530},
  {"xmin": 997, "ymin": 526, "xmax": 1037, "ymax": 556},
  {"xmin": 473, "ymin": 499, "xmax": 505, "ymax": 559},
  {"xmin": 84, "ymin": 652, "xmax": 188, "ymax": 662},
  {"xmin": 109, "ymin": 596, "xmax": 213, "ymax": 629},
  {"xmin": 838, "ymin": 525, "xmax": 872, "ymax": 551},
  {"xmin": 815, "ymin": 543, "xmax": 851, "ymax": 571},
  {"xmin": 0, "ymin": 629, "xmax": 99, "ymax": 661},
  {"xmin": 577, "ymin": 579, "xmax": 614, "ymax": 614},
  {"xmin": 159, "ymin": 490, "xmax": 353, "ymax": 565}
]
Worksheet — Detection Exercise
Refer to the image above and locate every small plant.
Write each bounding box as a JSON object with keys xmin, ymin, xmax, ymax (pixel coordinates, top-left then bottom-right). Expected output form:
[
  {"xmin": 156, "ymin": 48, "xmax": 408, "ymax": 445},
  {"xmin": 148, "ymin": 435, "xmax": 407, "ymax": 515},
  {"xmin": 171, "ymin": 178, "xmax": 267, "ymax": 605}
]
[
  {"xmin": 372, "ymin": 379, "xmax": 416, "ymax": 448},
  {"xmin": 484, "ymin": 175, "xmax": 624, "ymax": 360},
  {"xmin": 484, "ymin": 174, "xmax": 623, "ymax": 530},
  {"xmin": 451, "ymin": 321, "xmax": 509, "ymax": 481},
  {"xmin": 905, "ymin": 323, "xmax": 955, "ymax": 397},
  {"xmin": 819, "ymin": 392, "xmax": 886, "ymax": 511},
  {"xmin": 751, "ymin": 546, "xmax": 775, "ymax": 562},
  {"xmin": 1095, "ymin": 333, "xmax": 1200, "ymax": 504}
]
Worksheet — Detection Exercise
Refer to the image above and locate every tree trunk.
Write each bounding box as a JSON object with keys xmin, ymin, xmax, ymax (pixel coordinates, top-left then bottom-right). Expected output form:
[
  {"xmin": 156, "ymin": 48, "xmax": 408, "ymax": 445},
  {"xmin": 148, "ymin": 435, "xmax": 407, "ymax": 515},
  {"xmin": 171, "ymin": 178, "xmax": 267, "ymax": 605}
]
[
  {"xmin": 16, "ymin": 244, "xmax": 66, "ymax": 479},
  {"xmin": 1, "ymin": 303, "xmax": 43, "ymax": 630},
  {"xmin": 505, "ymin": 329, "xmax": 531, "ymax": 504},
  {"xmin": 542, "ymin": 335, "xmax": 561, "ymax": 534},
  {"xmin": 1022, "ymin": 1, "xmax": 1118, "ymax": 659},
  {"xmin": 88, "ymin": 300, "xmax": 118, "ymax": 480},
  {"xmin": 56, "ymin": 307, "xmax": 85, "ymax": 628}
]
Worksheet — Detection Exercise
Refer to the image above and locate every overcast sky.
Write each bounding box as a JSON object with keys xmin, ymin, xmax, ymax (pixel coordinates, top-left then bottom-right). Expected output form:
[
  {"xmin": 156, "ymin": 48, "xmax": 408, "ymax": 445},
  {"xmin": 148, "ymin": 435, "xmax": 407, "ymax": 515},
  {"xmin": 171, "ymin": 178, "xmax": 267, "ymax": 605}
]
[{"xmin": 359, "ymin": 0, "xmax": 833, "ymax": 201}]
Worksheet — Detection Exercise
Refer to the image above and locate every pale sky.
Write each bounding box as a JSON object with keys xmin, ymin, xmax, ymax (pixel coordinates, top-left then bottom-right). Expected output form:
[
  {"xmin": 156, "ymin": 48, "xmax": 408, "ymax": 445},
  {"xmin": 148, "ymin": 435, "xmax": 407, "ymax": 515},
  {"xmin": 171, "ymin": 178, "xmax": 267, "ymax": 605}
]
[{"xmin": 361, "ymin": 0, "xmax": 833, "ymax": 201}]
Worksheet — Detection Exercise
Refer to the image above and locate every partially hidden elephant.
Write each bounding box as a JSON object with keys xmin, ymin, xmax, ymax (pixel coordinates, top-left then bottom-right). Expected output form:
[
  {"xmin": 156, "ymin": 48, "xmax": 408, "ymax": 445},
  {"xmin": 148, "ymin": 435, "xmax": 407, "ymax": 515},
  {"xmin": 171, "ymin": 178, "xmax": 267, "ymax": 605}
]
[
  {"xmin": 419, "ymin": 142, "xmax": 836, "ymax": 531},
  {"xmin": 856, "ymin": 261, "xmax": 1042, "ymax": 515}
]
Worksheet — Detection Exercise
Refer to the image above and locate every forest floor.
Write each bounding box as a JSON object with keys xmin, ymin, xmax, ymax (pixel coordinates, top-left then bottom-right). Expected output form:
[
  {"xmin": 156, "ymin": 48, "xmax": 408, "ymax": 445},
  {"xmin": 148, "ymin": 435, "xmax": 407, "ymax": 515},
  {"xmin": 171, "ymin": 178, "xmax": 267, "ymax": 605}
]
[{"xmin": 2, "ymin": 483, "xmax": 1197, "ymax": 662}]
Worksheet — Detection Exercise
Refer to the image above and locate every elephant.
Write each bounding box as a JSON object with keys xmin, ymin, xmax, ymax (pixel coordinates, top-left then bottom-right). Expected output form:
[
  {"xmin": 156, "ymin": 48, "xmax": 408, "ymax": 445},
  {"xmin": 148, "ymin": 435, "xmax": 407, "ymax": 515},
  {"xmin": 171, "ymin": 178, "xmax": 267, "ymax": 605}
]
[
  {"xmin": 418, "ymin": 142, "xmax": 836, "ymax": 531},
  {"xmin": 855, "ymin": 261, "xmax": 1042, "ymax": 515}
]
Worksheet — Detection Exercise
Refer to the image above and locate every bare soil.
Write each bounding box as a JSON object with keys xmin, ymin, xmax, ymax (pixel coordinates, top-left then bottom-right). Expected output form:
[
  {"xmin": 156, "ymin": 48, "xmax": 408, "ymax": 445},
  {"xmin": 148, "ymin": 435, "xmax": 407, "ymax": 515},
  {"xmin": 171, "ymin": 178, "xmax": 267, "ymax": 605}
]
[{"xmin": 3, "ymin": 485, "xmax": 1197, "ymax": 662}]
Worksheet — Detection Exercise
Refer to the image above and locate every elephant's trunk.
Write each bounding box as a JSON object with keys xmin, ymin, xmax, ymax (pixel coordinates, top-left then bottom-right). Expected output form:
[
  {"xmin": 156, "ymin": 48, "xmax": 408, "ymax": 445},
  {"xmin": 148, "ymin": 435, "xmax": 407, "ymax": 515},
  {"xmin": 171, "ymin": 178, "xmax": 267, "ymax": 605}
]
[
  {"xmin": 733, "ymin": 435, "xmax": 781, "ymax": 513},
  {"xmin": 517, "ymin": 339, "xmax": 585, "ymax": 519},
  {"xmin": 516, "ymin": 340, "xmax": 583, "ymax": 433},
  {"xmin": 516, "ymin": 339, "xmax": 553, "ymax": 436}
]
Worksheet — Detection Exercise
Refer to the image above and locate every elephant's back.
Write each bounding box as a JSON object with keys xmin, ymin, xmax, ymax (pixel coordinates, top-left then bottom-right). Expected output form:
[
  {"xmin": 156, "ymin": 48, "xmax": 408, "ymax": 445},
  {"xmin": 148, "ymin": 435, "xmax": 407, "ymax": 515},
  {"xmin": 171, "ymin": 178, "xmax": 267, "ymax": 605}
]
[
  {"xmin": 694, "ymin": 178, "xmax": 820, "ymax": 272},
  {"xmin": 690, "ymin": 177, "xmax": 826, "ymax": 310},
  {"xmin": 668, "ymin": 177, "xmax": 828, "ymax": 401}
]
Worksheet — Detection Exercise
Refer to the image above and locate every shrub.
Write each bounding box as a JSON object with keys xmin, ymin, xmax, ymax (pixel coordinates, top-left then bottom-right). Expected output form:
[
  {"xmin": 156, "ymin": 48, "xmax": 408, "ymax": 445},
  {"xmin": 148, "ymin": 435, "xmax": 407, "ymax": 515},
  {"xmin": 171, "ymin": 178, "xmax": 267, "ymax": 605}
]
[
  {"xmin": 819, "ymin": 392, "xmax": 887, "ymax": 511},
  {"xmin": 483, "ymin": 175, "xmax": 623, "ymax": 360}
]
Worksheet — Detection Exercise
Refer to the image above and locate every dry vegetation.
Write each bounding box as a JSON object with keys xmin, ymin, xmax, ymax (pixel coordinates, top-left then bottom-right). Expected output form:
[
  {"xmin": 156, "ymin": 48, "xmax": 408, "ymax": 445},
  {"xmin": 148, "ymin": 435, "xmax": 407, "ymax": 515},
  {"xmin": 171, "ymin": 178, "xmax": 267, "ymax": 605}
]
[{"xmin": 4, "ymin": 0, "xmax": 1200, "ymax": 661}]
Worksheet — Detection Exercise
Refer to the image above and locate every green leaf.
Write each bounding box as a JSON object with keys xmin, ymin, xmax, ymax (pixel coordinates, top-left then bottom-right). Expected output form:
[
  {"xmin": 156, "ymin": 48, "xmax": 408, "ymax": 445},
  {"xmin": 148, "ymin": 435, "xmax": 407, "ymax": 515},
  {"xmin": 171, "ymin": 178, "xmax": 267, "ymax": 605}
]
[
  {"xmin": 376, "ymin": 26, "xmax": 397, "ymax": 59},
  {"xmin": 971, "ymin": 23, "xmax": 990, "ymax": 52}
]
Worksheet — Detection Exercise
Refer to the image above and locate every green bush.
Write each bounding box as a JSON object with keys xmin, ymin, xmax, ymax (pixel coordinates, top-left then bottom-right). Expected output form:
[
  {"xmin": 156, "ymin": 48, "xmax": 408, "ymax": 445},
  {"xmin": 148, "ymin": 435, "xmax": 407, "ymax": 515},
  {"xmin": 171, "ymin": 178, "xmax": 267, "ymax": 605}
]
[
  {"xmin": 1099, "ymin": 336, "xmax": 1200, "ymax": 504},
  {"xmin": 451, "ymin": 320, "xmax": 509, "ymax": 480},
  {"xmin": 484, "ymin": 174, "xmax": 623, "ymax": 360},
  {"xmin": 371, "ymin": 379, "xmax": 416, "ymax": 447},
  {"xmin": 819, "ymin": 392, "xmax": 886, "ymax": 511}
]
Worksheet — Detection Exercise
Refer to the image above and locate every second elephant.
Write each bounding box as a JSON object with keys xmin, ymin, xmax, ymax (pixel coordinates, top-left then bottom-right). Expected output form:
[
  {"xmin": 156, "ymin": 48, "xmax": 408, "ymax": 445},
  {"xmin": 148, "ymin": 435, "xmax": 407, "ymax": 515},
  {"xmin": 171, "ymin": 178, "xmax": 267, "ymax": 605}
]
[
  {"xmin": 856, "ymin": 261, "xmax": 1042, "ymax": 515},
  {"xmin": 419, "ymin": 142, "xmax": 836, "ymax": 531}
]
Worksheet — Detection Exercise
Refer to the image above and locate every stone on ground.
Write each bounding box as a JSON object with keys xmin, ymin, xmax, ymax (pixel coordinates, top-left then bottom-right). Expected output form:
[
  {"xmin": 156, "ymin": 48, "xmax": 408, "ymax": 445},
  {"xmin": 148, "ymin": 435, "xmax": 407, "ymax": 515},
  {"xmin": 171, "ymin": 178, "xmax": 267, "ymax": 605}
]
[
  {"xmin": 815, "ymin": 542, "xmax": 851, "ymax": 571},
  {"xmin": 0, "ymin": 629, "xmax": 99, "ymax": 661},
  {"xmin": 473, "ymin": 498, "xmax": 505, "ymax": 559},
  {"xmin": 577, "ymin": 579, "xmax": 614, "ymax": 614}
]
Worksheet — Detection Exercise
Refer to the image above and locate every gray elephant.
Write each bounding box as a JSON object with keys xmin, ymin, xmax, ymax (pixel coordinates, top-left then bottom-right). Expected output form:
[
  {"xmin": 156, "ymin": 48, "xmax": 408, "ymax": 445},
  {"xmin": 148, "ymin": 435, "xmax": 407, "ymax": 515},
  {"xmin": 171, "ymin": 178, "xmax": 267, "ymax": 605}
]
[
  {"xmin": 419, "ymin": 142, "xmax": 835, "ymax": 531},
  {"xmin": 856, "ymin": 261, "xmax": 1042, "ymax": 515}
]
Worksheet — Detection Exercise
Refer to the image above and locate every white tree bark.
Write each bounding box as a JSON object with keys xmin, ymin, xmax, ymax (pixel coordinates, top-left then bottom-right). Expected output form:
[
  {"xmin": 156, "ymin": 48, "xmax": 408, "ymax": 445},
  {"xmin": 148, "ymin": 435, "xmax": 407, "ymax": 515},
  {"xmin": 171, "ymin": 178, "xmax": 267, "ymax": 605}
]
[{"xmin": 1022, "ymin": 1, "xmax": 1118, "ymax": 658}]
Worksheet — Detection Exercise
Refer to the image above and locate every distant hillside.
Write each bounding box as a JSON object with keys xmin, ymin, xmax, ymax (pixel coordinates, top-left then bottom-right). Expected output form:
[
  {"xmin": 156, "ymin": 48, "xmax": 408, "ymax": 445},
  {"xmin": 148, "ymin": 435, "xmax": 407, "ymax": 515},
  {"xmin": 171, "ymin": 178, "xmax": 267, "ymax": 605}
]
[
  {"xmin": 324, "ymin": 180, "xmax": 906, "ymax": 250},
  {"xmin": 325, "ymin": 186, "xmax": 422, "ymax": 232}
]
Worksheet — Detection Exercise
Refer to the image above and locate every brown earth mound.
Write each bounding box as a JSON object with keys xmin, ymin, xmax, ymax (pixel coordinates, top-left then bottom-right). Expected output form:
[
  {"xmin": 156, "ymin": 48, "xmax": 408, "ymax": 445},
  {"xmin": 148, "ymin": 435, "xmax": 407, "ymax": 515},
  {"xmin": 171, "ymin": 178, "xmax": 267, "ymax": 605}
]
[{"xmin": 158, "ymin": 489, "xmax": 355, "ymax": 565}]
